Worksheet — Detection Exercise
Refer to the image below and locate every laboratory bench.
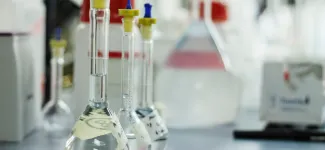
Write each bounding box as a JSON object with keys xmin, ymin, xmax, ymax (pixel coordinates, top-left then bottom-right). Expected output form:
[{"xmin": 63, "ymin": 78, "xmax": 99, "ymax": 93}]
[{"xmin": 0, "ymin": 110, "xmax": 324, "ymax": 150}]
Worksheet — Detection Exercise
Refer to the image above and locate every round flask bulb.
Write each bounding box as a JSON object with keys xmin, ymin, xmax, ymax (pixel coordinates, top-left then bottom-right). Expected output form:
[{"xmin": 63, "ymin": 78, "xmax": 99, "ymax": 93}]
[{"xmin": 43, "ymin": 100, "xmax": 74, "ymax": 137}]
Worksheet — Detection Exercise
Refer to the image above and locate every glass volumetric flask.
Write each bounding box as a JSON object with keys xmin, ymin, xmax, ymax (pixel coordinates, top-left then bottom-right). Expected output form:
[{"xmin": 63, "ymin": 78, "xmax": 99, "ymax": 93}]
[
  {"xmin": 43, "ymin": 28, "xmax": 74, "ymax": 137},
  {"xmin": 65, "ymin": 0, "xmax": 129, "ymax": 149},
  {"xmin": 118, "ymin": 4, "xmax": 152, "ymax": 150},
  {"xmin": 136, "ymin": 3, "xmax": 169, "ymax": 143}
]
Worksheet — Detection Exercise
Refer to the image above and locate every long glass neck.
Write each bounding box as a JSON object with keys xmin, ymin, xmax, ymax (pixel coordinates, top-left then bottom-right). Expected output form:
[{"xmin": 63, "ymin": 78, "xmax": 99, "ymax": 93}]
[
  {"xmin": 89, "ymin": 7, "xmax": 110, "ymax": 107},
  {"xmin": 121, "ymin": 32, "xmax": 135, "ymax": 111},
  {"xmin": 140, "ymin": 40, "xmax": 154, "ymax": 108},
  {"xmin": 50, "ymin": 48, "xmax": 64, "ymax": 103}
]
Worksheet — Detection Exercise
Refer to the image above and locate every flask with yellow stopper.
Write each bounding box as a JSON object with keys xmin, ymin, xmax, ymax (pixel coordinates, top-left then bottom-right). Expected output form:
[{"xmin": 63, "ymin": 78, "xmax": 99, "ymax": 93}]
[
  {"xmin": 64, "ymin": 0, "xmax": 129, "ymax": 149},
  {"xmin": 43, "ymin": 28, "xmax": 74, "ymax": 138}
]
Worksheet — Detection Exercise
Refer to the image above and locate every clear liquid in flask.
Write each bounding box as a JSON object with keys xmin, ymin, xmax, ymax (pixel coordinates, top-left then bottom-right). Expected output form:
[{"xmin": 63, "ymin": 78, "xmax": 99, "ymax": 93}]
[{"xmin": 65, "ymin": 104, "xmax": 129, "ymax": 150}]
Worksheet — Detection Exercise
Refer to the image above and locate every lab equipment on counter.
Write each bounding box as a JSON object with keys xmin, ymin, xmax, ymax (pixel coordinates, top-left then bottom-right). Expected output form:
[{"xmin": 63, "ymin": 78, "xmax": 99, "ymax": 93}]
[
  {"xmin": 260, "ymin": 0, "xmax": 325, "ymax": 127},
  {"xmin": 73, "ymin": 0, "xmax": 142, "ymax": 119},
  {"xmin": 260, "ymin": 62, "xmax": 325, "ymax": 125},
  {"xmin": 117, "ymin": 1, "xmax": 152, "ymax": 149},
  {"xmin": 234, "ymin": 0, "xmax": 325, "ymax": 142},
  {"xmin": 155, "ymin": 0, "xmax": 242, "ymax": 129},
  {"xmin": 234, "ymin": 61, "xmax": 325, "ymax": 142},
  {"xmin": 0, "ymin": 0, "xmax": 45, "ymax": 142},
  {"xmin": 259, "ymin": 0, "xmax": 325, "ymax": 126},
  {"xmin": 136, "ymin": 3, "xmax": 169, "ymax": 141},
  {"xmin": 42, "ymin": 28, "xmax": 74, "ymax": 137},
  {"xmin": 65, "ymin": 0, "xmax": 129, "ymax": 149}
]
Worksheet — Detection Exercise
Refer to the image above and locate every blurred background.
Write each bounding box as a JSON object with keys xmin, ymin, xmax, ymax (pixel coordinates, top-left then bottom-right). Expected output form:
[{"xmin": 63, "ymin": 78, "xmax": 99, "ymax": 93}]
[{"xmin": 0, "ymin": 0, "xmax": 325, "ymax": 149}]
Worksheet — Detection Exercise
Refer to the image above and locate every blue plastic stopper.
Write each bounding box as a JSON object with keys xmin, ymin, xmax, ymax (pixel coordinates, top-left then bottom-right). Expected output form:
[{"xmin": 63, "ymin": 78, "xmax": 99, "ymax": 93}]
[
  {"xmin": 144, "ymin": 3, "xmax": 152, "ymax": 18},
  {"xmin": 126, "ymin": 0, "xmax": 132, "ymax": 9},
  {"xmin": 55, "ymin": 28, "xmax": 61, "ymax": 40}
]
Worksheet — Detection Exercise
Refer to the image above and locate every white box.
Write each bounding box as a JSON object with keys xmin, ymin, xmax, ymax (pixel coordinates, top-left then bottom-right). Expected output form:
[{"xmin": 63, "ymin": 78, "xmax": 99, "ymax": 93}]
[
  {"xmin": 260, "ymin": 61, "xmax": 325, "ymax": 125},
  {"xmin": 0, "ymin": 0, "xmax": 44, "ymax": 141}
]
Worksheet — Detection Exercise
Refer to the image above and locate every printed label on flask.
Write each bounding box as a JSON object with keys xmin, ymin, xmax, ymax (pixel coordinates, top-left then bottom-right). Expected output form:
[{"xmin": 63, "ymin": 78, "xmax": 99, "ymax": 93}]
[
  {"xmin": 111, "ymin": 113, "xmax": 129, "ymax": 150},
  {"xmin": 132, "ymin": 122, "xmax": 152, "ymax": 146},
  {"xmin": 140, "ymin": 110, "xmax": 168, "ymax": 141}
]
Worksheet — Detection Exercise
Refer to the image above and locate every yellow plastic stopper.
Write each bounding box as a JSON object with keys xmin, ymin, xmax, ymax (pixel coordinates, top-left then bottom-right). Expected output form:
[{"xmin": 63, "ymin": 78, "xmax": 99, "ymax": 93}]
[
  {"xmin": 138, "ymin": 18, "xmax": 156, "ymax": 40},
  {"xmin": 118, "ymin": 9, "xmax": 139, "ymax": 32},
  {"xmin": 92, "ymin": 0, "xmax": 108, "ymax": 9},
  {"xmin": 50, "ymin": 39, "xmax": 67, "ymax": 57}
]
